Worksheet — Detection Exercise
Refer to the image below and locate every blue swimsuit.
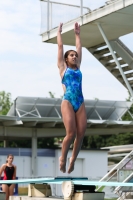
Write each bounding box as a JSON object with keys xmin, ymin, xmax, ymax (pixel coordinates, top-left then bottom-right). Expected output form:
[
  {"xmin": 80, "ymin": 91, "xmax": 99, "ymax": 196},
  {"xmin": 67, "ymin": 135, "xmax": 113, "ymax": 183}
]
[{"xmin": 62, "ymin": 67, "xmax": 84, "ymax": 112}]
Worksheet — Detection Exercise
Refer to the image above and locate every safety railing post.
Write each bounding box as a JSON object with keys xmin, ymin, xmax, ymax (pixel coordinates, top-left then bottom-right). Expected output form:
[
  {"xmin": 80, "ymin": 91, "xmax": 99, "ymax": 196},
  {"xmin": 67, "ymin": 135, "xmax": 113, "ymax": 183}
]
[
  {"xmin": 50, "ymin": 2, "xmax": 52, "ymax": 29},
  {"xmin": 47, "ymin": 0, "xmax": 50, "ymax": 31},
  {"xmin": 80, "ymin": 0, "xmax": 83, "ymax": 24},
  {"xmin": 123, "ymin": 0, "xmax": 125, "ymax": 7},
  {"xmin": 80, "ymin": 0, "xmax": 83, "ymax": 16}
]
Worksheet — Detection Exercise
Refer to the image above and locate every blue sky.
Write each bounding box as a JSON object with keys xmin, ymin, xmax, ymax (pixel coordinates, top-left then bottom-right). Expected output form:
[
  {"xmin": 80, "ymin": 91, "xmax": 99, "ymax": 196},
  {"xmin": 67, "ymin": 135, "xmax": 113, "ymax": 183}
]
[{"xmin": 0, "ymin": 0, "xmax": 132, "ymax": 101}]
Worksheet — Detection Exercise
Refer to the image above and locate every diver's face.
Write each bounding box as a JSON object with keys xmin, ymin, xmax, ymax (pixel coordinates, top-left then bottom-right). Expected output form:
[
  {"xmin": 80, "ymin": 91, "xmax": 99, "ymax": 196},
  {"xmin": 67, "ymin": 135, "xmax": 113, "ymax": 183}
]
[{"xmin": 66, "ymin": 51, "xmax": 78, "ymax": 66}]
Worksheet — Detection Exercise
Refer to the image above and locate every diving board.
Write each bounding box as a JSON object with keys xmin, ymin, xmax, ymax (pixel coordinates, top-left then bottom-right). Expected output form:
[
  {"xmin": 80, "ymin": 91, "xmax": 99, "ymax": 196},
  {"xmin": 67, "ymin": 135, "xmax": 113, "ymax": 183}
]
[
  {"xmin": 1, "ymin": 177, "xmax": 132, "ymax": 200},
  {"xmin": 0, "ymin": 177, "xmax": 133, "ymax": 187},
  {"xmin": 3, "ymin": 177, "xmax": 133, "ymax": 200},
  {"xmin": 41, "ymin": 0, "xmax": 133, "ymax": 48}
]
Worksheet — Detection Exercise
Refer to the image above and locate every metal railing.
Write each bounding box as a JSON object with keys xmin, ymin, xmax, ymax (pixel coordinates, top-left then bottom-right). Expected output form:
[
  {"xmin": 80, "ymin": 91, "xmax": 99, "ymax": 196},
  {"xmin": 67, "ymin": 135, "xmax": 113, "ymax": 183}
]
[
  {"xmin": 106, "ymin": 0, "xmax": 119, "ymax": 4},
  {"xmin": 40, "ymin": 0, "xmax": 91, "ymax": 32},
  {"xmin": 115, "ymin": 171, "xmax": 133, "ymax": 200},
  {"xmin": 106, "ymin": 0, "xmax": 125, "ymax": 7},
  {"xmin": 40, "ymin": 0, "xmax": 127, "ymax": 36},
  {"xmin": 96, "ymin": 150, "xmax": 133, "ymax": 191}
]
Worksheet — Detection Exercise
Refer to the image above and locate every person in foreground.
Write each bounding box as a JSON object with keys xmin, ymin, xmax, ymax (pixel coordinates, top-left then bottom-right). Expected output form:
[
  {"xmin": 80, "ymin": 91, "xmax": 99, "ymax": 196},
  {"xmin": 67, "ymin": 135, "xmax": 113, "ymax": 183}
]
[
  {"xmin": 57, "ymin": 22, "xmax": 87, "ymax": 174},
  {"xmin": 0, "ymin": 154, "xmax": 17, "ymax": 200}
]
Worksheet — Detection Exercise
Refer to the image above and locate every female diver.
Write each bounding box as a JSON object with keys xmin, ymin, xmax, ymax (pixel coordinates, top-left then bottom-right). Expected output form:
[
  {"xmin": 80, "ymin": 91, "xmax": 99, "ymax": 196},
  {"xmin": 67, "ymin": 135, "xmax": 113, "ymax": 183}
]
[
  {"xmin": 57, "ymin": 22, "xmax": 87, "ymax": 174},
  {"xmin": 0, "ymin": 154, "xmax": 17, "ymax": 200}
]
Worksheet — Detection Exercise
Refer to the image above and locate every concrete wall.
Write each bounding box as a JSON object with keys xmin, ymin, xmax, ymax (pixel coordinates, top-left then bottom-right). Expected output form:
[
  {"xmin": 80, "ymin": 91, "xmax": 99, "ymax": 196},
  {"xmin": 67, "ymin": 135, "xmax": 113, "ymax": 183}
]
[
  {"xmin": 0, "ymin": 156, "xmax": 55, "ymax": 179},
  {"xmin": 55, "ymin": 149, "xmax": 107, "ymax": 179}
]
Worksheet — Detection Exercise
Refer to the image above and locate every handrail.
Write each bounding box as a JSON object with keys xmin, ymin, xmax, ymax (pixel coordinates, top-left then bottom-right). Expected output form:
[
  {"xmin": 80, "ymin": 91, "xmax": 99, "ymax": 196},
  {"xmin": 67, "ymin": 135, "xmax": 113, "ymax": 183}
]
[
  {"xmin": 115, "ymin": 171, "xmax": 133, "ymax": 200},
  {"xmin": 116, "ymin": 39, "xmax": 133, "ymax": 58},
  {"xmin": 96, "ymin": 150, "xmax": 133, "ymax": 191},
  {"xmin": 106, "ymin": 0, "xmax": 125, "ymax": 7},
  {"xmin": 40, "ymin": 0, "xmax": 91, "ymax": 11},
  {"xmin": 105, "ymin": 0, "xmax": 119, "ymax": 4},
  {"xmin": 40, "ymin": 0, "xmax": 91, "ymax": 32},
  {"xmin": 115, "ymin": 171, "xmax": 133, "ymax": 193},
  {"xmin": 100, "ymin": 150, "xmax": 133, "ymax": 181}
]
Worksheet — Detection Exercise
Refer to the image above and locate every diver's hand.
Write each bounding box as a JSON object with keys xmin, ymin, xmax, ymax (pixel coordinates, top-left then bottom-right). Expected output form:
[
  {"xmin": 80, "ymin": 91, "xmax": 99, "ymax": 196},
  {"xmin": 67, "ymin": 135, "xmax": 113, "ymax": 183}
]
[
  {"xmin": 58, "ymin": 23, "xmax": 63, "ymax": 33},
  {"xmin": 74, "ymin": 22, "xmax": 80, "ymax": 35}
]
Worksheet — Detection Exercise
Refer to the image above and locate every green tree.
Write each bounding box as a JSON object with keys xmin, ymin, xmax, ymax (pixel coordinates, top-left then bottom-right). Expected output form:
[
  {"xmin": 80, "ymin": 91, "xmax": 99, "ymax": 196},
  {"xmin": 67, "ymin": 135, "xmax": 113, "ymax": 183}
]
[
  {"xmin": 0, "ymin": 91, "xmax": 12, "ymax": 115},
  {"xmin": 49, "ymin": 91, "xmax": 55, "ymax": 98},
  {"xmin": 0, "ymin": 91, "xmax": 12, "ymax": 147},
  {"xmin": 8, "ymin": 139, "xmax": 31, "ymax": 148},
  {"xmin": 38, "ymin": 138, "xmax": 58, "ymax": 148}
]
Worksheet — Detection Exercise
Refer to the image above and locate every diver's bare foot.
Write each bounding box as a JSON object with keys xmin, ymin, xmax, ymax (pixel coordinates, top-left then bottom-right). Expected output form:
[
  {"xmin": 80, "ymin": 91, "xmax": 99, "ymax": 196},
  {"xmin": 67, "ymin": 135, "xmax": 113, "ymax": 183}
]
[
  {"xmin": 67, "ymin": 157, "xmax": 75, "ymax": 174},
  {"xmin": 59, "ymin": 157, "xmax": 66, "ymax": 173}
]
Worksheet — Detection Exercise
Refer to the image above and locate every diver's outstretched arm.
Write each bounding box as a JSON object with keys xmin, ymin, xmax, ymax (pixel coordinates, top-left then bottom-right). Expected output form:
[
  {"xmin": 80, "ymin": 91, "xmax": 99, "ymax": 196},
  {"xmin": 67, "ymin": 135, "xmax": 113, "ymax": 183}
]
[
  {"xmin": 74, "ymin": 22, "xmax": 82, "ymax": 68},
  {"xmin": 57, "ymin": 23, "xmax": 65, "ymax": 72}
]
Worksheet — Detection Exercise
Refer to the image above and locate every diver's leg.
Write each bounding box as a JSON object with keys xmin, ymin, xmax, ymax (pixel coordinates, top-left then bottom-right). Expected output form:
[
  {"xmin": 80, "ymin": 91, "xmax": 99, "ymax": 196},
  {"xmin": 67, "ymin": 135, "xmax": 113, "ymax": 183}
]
[
  {"xmin": 68, "ymin": 103, "xmax": 87, "ymax": 173},
  {"xmin": 60, "ymin": 100, "xmax": 76, "ymax": 173}
]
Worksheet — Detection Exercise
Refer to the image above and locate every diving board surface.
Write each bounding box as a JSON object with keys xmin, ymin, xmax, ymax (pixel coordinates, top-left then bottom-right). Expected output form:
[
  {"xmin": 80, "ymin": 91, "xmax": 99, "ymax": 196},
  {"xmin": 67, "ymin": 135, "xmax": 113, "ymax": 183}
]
[
  {"xmin": 0, "ymin": 177, "xmax": 133, "ymax": 187},
  {"xmin": 41, "ymin": 0, "xmax": 133, "ymax": 48}
]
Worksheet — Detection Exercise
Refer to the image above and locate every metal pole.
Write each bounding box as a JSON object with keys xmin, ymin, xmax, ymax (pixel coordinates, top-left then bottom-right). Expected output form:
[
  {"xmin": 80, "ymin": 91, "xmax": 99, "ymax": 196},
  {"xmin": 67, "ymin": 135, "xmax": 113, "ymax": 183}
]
[
  {"xmin": 31, "ymin": 129, "xmax": 37, "ymax": 178},
  {"xmin": 97, "ymin": 23, "xmax": 133, "ymax": 97},
  {"xmin": 3, "ymin": 127, "xmax": 7, "ymax": 148},
  {"xmin": 80, "ymin": 0, "xmax": 83, "ymax": 16},
  {"xmin": 47, "ymin": 0, "xmax": 50, "ymax": 31},
  {"xmin": 99, "ymin": 150, "xmax": 133, "ymax": 182},
  {"xmin": 123, "ymin": 0, "xmax": 125, "ymax": 7},
  {"xmin": 14, "ymin": 100, "xmax": 16, "ymax": 116},
  {"xmin": 94, "ymin": 109, "xmax": 102, "ymax": 120},
  {"xmin": 50, "ymin": 2, "xmax": 52, "ymax": 29}
]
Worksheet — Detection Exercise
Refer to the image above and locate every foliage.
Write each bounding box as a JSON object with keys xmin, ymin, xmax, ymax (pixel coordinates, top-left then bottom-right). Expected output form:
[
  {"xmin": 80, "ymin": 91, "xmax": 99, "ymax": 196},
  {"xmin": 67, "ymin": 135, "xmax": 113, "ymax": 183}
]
[
  {"xmin": 97, "ymin": 185, "xmax": 105, "ymax": 192},
  {"xmin": 104, "ymin": 199, "xmax": 116, "ymax": 200},
  {"xmin": 38, "ymin": 138, "xmax": 58, "ymax": 148},
  {"xmin": 7, "ymin": 138, "xmax": 58, "ymax": 148},
  {"xmin": 49, "ymin": 91, "xmax": 63, "ymax": 99},
  {"xmin": 0, "ymin": 91, "xmax": 12, "ymax": 115},
  {"xmin": 8, "ymin": 140, "xmax": 32, "ymax": 148},
  {"xmin": 82, "ymin": 133, "xmax": 133, "ymax": 149},
  {"xmin": 48, "ymin": 91, "xmax": 55, "ymax": 98},
  {"xmin": 0, "ymin": 141, "xmax": 4, "ymax": 147}
]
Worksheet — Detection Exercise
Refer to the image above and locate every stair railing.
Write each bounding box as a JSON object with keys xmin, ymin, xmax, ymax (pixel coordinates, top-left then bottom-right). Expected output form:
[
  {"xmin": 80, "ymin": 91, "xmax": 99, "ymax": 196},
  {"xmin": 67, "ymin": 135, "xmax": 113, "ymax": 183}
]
[
  {"xmin": 96, "ymin": 150, "xmax": 133, "ymax": 191},
  {"xmin": 115, "ymin": 172, "xmax": 133, "ymax": 200}
]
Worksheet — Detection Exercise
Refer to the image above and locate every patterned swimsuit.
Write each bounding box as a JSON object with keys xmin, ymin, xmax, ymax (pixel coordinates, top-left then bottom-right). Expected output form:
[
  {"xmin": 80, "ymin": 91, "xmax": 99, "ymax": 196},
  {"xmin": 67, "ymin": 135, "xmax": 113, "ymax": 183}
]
[{"xmin": 62, "ymin": 67, "xmax": 84, "ymax": 112}]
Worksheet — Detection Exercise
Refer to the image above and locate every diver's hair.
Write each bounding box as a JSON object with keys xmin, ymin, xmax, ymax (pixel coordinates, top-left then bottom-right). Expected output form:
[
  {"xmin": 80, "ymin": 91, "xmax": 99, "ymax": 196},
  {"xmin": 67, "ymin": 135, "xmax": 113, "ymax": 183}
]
[
  {"xmin": 64, "ymin": 50, "xmax": 78, "ymax": 64},
  {"xmin": 6, "ymin": 154, "xmax": 14, "ymax": 163}
]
